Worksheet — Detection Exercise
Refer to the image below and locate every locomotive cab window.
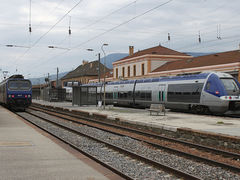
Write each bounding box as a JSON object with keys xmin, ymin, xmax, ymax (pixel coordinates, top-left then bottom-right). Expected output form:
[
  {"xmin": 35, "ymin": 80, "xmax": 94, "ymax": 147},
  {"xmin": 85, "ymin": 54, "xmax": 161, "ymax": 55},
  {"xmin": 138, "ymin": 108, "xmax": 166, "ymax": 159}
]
[
  {"xmin": 206, "ymin": 82, "xmax": 211, "ymax": 91},
  {"xmin": 8, "ymin": 80, "xmax": 31, "ymax": 91},
  {"xmin": 221, "ymin": 78, "xmax": 239, "ymax": 92}
]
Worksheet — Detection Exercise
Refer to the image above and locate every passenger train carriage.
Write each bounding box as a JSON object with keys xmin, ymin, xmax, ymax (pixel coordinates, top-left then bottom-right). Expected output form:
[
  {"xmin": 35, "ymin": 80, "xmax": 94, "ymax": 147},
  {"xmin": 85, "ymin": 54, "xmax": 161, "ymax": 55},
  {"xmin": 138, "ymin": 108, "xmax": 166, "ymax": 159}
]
[
  {"xmin": 0, "ymin": 75, "xmax": 32, "ymax": 110},
  {"xmin": 90, "ymin": 72, "xmax": 240, "ymax": 114}
]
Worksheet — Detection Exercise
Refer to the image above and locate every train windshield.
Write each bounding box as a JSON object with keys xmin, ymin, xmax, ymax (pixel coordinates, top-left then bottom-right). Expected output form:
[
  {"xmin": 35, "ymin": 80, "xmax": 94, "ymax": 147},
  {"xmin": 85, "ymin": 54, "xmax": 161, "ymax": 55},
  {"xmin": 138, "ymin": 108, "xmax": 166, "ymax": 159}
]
[
  {"xmin": 8, "ymin": 80, "xmax": 31, "ymax": 91},
  {"xmin": 220, "ymin": 78, "xmax": 239, "ymax": 95}
]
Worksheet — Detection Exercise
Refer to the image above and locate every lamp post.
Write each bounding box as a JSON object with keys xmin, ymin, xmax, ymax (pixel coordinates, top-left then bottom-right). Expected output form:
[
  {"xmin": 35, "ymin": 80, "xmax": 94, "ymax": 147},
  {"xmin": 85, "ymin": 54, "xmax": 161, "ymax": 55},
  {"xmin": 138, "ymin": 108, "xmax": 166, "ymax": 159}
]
[
  {"xmin": 86, "ymin": 49, "xmax": 101, "ymax": 83},
  {"xmin": 101, "ymin": 43, "xmax": 108, "ymax": 109}
]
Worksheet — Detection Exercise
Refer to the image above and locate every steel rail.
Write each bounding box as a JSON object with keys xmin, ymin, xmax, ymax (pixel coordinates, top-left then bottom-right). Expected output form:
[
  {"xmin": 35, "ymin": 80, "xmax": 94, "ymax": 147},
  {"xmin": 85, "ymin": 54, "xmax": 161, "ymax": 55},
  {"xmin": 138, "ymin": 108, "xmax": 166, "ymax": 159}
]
[
  {"xmin": 29, "ymin": 105, "xmax": 240, "ymax": 173},
  {"xmin": 30, "ymin": 104, "xmax": 240, "ymax": 159},
  {"xmin": 20, "ymin": 110, "xmax": 201, "ymax": 180},
  {"xmin": 16, "ymin": 111, "xmax": 133, "ymax": 180}
]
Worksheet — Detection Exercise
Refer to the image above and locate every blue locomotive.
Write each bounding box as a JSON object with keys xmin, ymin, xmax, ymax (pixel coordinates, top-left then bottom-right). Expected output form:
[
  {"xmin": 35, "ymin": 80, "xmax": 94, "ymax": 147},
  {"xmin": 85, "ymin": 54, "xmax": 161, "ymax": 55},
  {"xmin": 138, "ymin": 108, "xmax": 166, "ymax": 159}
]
[
  {"xmin": 89, "ymin": 72, "xmax": 240, "ymax": 114},
  {"xmin": 0, "ymin": 74, "xmax": 32, "ymax": 110}
]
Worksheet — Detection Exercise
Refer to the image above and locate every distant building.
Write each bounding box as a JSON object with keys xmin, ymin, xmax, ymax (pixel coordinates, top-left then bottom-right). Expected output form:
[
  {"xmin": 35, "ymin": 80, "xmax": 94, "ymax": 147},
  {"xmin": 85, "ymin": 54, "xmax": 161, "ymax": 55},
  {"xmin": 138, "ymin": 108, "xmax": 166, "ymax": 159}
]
[
  {"xmin": 112, "ymin": 45, "xmax": 192, "ymax": 80},
  {"xmin": 61, "ymin": 60, "xmax": 110, "ymax": 86},
  {"xmin": 149, "ymin": 50, "xmax": 240, "ymax": 81},
  {"xmin": 88, "ymin": 46, "xmax": 240, "ymax": 84}
]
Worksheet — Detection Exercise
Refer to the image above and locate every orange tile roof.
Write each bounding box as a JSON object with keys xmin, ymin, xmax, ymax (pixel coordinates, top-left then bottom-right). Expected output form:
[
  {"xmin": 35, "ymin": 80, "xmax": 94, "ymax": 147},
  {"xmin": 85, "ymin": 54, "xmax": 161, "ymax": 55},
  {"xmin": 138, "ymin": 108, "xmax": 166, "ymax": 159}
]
[
  {"xmin": 116, "ymin": 45, "xmax": 191, "ymax": 62},
  {"xmin": 152, "ymin": 50, "xmax": 240, "ymax": 72}
]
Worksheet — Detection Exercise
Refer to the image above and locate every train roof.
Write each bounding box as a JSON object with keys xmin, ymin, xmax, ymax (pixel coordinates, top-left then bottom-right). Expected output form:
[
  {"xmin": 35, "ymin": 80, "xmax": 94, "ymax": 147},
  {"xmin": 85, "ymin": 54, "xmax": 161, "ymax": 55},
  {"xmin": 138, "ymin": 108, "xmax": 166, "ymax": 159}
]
[
  {"xmin": 9, "ymin": 74, "xmax": 24, "ymax": 79},
  {"xmin": 83, "ymin": 73, "xmax": 212, "ymax": 87},
  {"xmin": 0, "ymin": 74, "xmax": 29, "ymax": 84},
  {"xmin": 82, "ymin": 72, "xmax": 234, "ymax": 87},
  {"xmin": 107, "ymin": 73, "xmax": 211, "ymax": 85}
]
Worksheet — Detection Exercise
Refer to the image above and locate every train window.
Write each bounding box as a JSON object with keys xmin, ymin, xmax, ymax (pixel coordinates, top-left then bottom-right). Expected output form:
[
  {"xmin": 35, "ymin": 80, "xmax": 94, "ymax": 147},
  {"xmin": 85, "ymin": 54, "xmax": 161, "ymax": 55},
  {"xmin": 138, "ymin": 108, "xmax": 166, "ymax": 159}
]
[
  {"xmin": 140, "ymin": 92, "xmax": 145, "ymax": 99},
  {"xmin": 168, "ymin": 83, "xmax": 203, "ymax": 103},
  {"xmin": 119, "ymin": 92, "xmax": 124, "ymax": 99},
  {"xmin": 127, "ymin": 91, "xmax": 132, "ymax": 99},
  {"xmin": 8, "ymin": 81, "xmax": 18, "ymax": 90},
  {"xmin": 135, "ymin": 91, "xmax": 140, "ymax": 99},
  {"xmin": 135, "ymin": 91, "xmax": 152, "ymax": 101},
  {"xmin": 145, "ymin": 91, "xmax": 152, "ymax": 101},
  {"xmin": 206, "ymin": 82, "xmax": 211, "ymax": 90},
  {"xmin": 8, "ymin": 80, "xmax": 31, "ymax": 90},
  {"xmin": 221, "ymin": 78, "xmax": 239, "ymax": 91},
  {"xmin": 192, "ymin": 92, "xmax": 200, "ymax": 95}
]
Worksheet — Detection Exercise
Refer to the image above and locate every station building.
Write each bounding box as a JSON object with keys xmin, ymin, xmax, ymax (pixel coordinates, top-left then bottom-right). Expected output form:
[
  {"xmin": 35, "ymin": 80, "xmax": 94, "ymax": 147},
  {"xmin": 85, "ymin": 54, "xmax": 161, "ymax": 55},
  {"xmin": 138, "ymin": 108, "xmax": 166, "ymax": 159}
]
[
  {"xmin": 149, "ymin": 49, "xmax": 240, "ymax": 81},
  {"xmin": 112, "ymin": 45, "xmax": 192, "ymax": 80},
  {"xmin": 61, "ymin": 60, "xmax": 110, "ymax": 86},
  {"xmin": 90, "ymin": 46, "xmax": 240, "ymax": 83}
]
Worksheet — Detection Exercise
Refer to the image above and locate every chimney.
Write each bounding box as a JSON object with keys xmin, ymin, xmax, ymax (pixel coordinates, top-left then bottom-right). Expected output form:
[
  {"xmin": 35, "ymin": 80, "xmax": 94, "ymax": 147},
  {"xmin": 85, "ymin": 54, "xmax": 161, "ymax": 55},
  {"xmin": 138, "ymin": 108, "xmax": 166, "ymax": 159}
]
[
  {"xmin": 129, "ymin": 46, "xmax": 134, "ymax": 56},
  {"xmin": 82, "ymin": 60, "xmax": 88, "ymax": 65}
]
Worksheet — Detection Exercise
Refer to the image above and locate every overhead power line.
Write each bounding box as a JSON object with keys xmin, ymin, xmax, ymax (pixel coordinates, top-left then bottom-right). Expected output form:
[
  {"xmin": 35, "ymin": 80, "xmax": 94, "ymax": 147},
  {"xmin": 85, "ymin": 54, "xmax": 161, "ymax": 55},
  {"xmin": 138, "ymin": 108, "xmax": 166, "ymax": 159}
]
[
  {"xmin": 14, "ymin": 0, "xmax": 84, "ymax": 65},
  {"xmin": 79, "ymin": 0, "xmax": 140, "ymax": 31},
  {"xmin": 29, "ymin": 0, "xmax": 32, "ymax": 33},
  {"xmin": 26, "ymin": 0, "xmax": 173, "ymax": 73},
  {"xmin": 73, "ymin": 0, "xmax": 173, "ymax": 49}
]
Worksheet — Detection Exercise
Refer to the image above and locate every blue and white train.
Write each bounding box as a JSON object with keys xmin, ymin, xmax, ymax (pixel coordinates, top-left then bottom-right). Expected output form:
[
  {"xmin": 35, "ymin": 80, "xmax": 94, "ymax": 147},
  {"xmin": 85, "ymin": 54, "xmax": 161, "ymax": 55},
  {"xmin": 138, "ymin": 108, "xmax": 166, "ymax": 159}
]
[
  {"xmin": 90, "ymin": 72, "xmax": 240, "ymax": 114},
  {"xmin": 0, "ymin": 74, "xmax": 32, "ymax": 110}
]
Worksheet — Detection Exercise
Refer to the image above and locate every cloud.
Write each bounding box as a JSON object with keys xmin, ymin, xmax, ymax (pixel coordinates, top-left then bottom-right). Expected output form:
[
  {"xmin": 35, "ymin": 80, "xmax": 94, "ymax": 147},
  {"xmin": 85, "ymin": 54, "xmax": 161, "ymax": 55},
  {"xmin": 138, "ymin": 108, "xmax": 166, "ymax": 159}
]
[{"xmin": 0, "ymin": 0, "xmax": 240, "ymax": 79}]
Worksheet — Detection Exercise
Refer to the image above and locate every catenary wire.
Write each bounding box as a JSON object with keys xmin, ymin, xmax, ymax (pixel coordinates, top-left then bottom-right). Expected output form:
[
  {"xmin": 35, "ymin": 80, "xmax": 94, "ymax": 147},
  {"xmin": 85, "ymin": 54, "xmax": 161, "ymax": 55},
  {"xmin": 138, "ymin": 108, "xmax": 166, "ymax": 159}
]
[{"xmin": 13, "ymin": 0, "xmax": 84, "ymax": 66}]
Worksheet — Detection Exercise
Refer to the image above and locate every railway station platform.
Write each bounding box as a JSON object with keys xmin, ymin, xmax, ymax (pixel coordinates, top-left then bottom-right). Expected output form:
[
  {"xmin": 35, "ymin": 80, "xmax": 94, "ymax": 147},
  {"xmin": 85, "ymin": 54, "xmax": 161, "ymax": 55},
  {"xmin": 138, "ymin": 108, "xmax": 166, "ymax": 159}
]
[
  {"xmin": 0, "ymin": 105, "xmax": 118, "ymax": 180},
  {"xmin": 32, "ymin": 100, "xmax": 240, "ymax": 138}
]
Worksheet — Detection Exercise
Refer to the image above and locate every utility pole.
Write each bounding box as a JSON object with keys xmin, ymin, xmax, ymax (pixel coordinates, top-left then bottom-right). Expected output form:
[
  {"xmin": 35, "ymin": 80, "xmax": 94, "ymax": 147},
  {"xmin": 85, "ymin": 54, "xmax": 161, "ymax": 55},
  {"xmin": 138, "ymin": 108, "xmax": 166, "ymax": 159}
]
[
  {"xmin": 98, "ymin": 53, "xmax": 100, "ymax": 83},
  {"xmin": 56, "ymin": 67, "xmax": 59, "ymax": 88},
  {"xmin": 48, "ymin": 73, "xmax": 50, "ymax": 88},
  {"xmin": 48, "ymin": 73, "xmax": 50, "ymax": 101},
  {"xmin": 101, "ymin": 43, "xmax": 108, "ymax": 110}
]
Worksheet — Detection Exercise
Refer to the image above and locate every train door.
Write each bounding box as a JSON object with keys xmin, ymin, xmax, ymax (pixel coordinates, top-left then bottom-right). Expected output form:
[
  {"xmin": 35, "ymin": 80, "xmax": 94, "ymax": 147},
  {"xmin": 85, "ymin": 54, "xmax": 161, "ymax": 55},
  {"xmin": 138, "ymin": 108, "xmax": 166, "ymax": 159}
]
[
  {"xmin": 113, "ymin": 86, "xmax": 118, "ymax": 103},
  {"xmin": 158, "ymin": 84, "xmax": 166, "ymax": 103}
]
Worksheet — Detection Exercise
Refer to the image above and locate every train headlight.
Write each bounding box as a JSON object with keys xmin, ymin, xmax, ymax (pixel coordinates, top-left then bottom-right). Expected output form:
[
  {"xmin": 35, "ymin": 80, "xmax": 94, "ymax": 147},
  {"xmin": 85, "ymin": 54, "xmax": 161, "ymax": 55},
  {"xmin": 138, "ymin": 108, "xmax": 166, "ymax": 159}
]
[
  {"xmin": 11, "ymin": 95, "xmax": 15, "ymax": 98},
  {"xmin": 28, "ymin": 95, "xmax": 31, "ymax": 98},
  {"xmin": 8, "ymin": 95, "xmax": 11, "ymax": 98},
  {"xmin": 229, "ymin": 96, "xmax": 232, "ymax": 99},
  {"xmin": 25, "ymin": 95, "xmax": 28, "ymax": 98},
  {"xmin": 215, "ymin": 91, "xmax": 219, "ymax": 94}
]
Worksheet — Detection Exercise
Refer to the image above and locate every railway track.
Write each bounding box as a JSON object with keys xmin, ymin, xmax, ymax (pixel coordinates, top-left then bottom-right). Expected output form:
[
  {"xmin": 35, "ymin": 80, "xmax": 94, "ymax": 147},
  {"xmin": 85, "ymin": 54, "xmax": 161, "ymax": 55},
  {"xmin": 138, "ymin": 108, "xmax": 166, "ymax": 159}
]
[
  {"xmin": 29, "ymin": 104, "xmax": 240, "ymax": 172},
  {"xmin": 24, "ymin": 105, "xmax": 240, "ymax": 179},
  {"xmin": 16, "ymin": 109, "xmax": 201, "ymax": 180}
]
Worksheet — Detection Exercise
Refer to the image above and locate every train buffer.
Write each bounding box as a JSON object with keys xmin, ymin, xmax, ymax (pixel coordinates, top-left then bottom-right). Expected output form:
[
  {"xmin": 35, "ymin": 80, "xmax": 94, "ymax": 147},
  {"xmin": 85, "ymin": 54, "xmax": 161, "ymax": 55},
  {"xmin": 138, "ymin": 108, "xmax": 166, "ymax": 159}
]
[{"xmin": 148, "ymin": 104, "xmax": 166, "ymax": 116}]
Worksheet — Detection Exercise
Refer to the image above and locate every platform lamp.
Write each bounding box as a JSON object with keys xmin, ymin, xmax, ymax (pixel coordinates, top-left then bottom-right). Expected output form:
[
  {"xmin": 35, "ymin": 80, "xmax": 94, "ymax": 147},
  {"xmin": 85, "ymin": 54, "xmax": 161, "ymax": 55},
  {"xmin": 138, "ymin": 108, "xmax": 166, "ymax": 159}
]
[
  {"xmin": 101, "ymin": 43, "xmax": 108, "ymax": 110},
  {"xmin": 86, "ymin": 49, "xmax": 101, "ymax": 83}
]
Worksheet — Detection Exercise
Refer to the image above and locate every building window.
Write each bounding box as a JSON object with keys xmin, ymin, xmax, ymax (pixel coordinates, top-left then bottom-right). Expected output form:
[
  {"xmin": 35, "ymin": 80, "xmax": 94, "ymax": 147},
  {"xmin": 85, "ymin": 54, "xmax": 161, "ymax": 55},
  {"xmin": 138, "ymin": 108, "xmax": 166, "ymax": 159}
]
[
  {"xmin": 122, "ymin": 67, "xmax": 125, "ymax": 77},
  {"xmin": 128, "ymin": 66, "xmax": 130, "ymax": 77},
  {"xmin": 133, "ymin": 65, "xmax": 136, "ymax": 76},
  {"xmin": 142, "ymin": 63, "xmax": 145, "ymax": 75},
  {"xmin": 116, "ymin": 68, "xmax": 118, "ymax": 79}
]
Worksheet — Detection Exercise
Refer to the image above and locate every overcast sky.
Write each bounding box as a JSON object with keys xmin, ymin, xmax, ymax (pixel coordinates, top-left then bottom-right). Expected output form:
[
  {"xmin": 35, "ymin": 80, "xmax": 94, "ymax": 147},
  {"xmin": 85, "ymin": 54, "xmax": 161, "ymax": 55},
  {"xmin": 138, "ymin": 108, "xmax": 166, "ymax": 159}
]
[{"xmin": 0, "ymin": 0, "xmax": 240, "ymax": 79}]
